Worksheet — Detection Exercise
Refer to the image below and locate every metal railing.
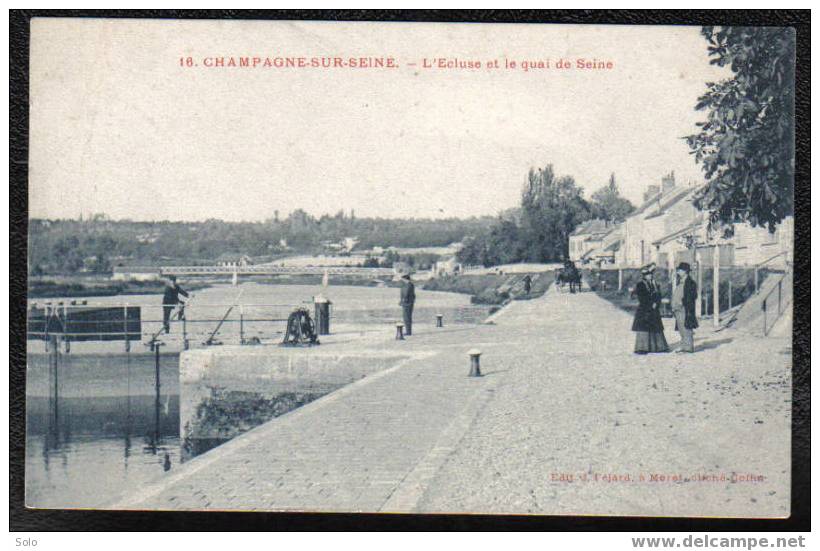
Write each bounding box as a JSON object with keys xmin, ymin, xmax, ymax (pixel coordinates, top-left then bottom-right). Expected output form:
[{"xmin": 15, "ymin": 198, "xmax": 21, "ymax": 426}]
[
  {"xmin": 761, "ymin": 272, "xmax": 791, "ymax": 336},
  {"xmin": 754, "ymin": 250, "xmax": 790, "ymax": 293},
  {"xmin": 27, "ymin": 299, "xmax": 320, "ymax": 351},
  {"xmin": 156, "ymin": 265, "xmax": 395, "ymax": 277}
]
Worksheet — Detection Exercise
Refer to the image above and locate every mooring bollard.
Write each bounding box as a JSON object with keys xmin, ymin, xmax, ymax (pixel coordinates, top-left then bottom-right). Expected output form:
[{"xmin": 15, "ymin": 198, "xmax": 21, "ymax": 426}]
[
  {"xmin": 395, "ymin": 323, "xmax": 405, "ymax": 340},
  {"xmin": 314, "ymin": 295, "xmax": 331, "ymax": 336},
  {"xmin": 468, "ymin": 348, "xmax": 482, "ymax": 377},
  {"xmin": 436, "ymin": 314, "xmax": 443, "ymax": 328}
]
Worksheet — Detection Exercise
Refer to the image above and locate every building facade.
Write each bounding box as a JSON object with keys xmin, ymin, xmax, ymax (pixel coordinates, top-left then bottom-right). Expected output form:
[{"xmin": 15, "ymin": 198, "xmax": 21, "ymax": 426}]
[
  {"xmin": 617, "ymin": 173, "xmax": 701, "ymax": 268},
  {"xmin": 569, "ymin": 219, "xmax": 615, "ymax": 263}
]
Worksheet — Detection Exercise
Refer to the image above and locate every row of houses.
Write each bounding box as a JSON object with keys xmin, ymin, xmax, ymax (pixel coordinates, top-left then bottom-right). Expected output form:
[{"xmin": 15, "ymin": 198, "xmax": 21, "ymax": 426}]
[{"xmin": 570, "ymin": 172, "xmax": 793, "ymax": 272}]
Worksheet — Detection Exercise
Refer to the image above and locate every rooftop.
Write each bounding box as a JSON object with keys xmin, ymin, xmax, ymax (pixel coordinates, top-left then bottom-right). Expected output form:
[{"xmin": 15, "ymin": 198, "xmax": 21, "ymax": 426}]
[{"xmin": 571, "ymin": 219, "xmax": 612, "ymax": 237}]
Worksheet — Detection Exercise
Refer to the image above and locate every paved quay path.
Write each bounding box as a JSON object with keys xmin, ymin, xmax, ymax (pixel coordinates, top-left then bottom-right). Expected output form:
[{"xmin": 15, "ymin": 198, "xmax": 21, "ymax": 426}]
[{"xmin": 115, "ymin": 287, "xmax": 791, "ymax": 517}]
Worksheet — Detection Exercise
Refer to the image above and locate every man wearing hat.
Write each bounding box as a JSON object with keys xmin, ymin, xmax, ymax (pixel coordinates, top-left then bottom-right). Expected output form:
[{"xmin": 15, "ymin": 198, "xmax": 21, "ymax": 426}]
[
  {"xmin": 631, "ymin": 263, "xmax": 669, "ymax": 354},
  {"xmin": 671, "ymin": 262, "xmax": 698, "ymax": 353},
  {"xmin": 162, "ymin": 275, "xmax": 189, "ymax": 334},
  {"xmin": 399, "ymin": 273, "xmax": 416, "ymax": 336}
]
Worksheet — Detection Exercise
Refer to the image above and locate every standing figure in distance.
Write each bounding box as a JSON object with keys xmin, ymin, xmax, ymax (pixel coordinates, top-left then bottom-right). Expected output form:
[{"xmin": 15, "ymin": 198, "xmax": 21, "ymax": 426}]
[
  {"xmin": 631, "ymin": 263, "xmax": 669, "ymax": 354},
  {"xmin": 399, "ymin": 273, "xmax": 416, "ymax": 337},
  {"xmin": 522, "ymin": 274, "xmax": 532, "ymax": 296},
  {"xmin": 672, "ymin": 262, "xmax": 698, "ymax": 353},
  {"xmin": 162, "ymin": 275, "xmax": 189, "ymax": 334}
]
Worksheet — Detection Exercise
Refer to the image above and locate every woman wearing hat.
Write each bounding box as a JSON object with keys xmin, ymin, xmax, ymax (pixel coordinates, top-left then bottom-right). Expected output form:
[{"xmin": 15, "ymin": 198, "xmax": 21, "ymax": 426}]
[
  {"xmin": 631, "ymin": 263, "xmax": 669, "ymax": 354},
  {"xmin": 671, "ymin": 262, "xmax": 698, "ymax": 352}
]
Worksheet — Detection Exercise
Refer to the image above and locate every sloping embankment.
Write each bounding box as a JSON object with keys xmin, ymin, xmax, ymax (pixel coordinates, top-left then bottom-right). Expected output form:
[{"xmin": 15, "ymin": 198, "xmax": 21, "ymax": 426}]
[{"xmin": 422, "ymin": 272, "xmax": 554, "ymax": 305}]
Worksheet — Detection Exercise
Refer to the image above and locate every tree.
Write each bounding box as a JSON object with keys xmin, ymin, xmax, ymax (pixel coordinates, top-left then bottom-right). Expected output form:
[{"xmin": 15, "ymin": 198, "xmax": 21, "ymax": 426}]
[
  {"xmin": 456, "ymin": 233, "xmax": 489, "ymax": 266},
  {"xmin": 590, "ymin": 173, "xmax": 635, "ymax": 222},
  {"xmin": 686, "ymin": 26, "xmax": 795, "ymax": 234},
  {"xmin": 519, "ymin": 165, "xmax": 591, "ymax": 261}
]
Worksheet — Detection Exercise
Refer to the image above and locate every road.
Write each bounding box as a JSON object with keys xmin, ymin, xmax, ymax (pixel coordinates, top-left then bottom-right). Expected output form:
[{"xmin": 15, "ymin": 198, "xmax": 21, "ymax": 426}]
[{"xmin": 114, "ymin": 286, "xmax": 791, "ymax": 517}]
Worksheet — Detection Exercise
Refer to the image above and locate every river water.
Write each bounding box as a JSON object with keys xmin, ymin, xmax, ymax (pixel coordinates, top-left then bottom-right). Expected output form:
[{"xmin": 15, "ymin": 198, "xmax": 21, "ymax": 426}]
[{"xmin": 25, "ymin": 281, "xmax": 489, "ymax": 508}]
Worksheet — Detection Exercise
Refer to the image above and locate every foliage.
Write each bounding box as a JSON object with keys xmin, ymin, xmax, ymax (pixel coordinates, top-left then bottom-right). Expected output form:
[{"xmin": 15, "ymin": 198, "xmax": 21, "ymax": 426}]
[
  {"xmin": 457, "ymin": 165, "xmax": 592, "ymax": 266},
  {"xmin": 686, "ymin": 26, "xmax": 795, "ymax": 234},
  {"xmin": 519, "ymin": 166, "xmax": 592, "ymax": 261},
  {"xmin": 590, "ymin": 173, "xmax": 635, "ymax": 223},
  {"xmin": 28, "ymin": 213, "xmax": 494, "ymax": 275}
]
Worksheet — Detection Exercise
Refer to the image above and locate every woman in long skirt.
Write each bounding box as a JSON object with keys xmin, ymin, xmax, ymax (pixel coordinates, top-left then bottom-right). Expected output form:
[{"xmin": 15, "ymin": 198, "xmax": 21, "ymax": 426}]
[{"xmin": 631, "ymin": 263, "xmax": 669, "ymax": 354}]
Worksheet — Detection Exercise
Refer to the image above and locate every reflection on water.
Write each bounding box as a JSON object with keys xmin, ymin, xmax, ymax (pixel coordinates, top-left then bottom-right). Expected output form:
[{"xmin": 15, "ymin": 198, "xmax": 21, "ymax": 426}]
[
  {"xmin": 26, "ymin": 397, "xmax": 179, "ymax": 507},
  {"xmin": 26, "ymin": 363, "xmax": 181, "ymax": 509},
  {"xmin": 27, "ymin": 434, "xmax": 179, "ymax": 509}
]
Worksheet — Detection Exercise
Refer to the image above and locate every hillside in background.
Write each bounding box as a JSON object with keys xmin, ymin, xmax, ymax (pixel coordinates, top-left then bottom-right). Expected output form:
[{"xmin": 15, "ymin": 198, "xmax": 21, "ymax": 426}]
[{"xmin": 28, "ymin": 213, "xmax": 496, "ymax": 275}]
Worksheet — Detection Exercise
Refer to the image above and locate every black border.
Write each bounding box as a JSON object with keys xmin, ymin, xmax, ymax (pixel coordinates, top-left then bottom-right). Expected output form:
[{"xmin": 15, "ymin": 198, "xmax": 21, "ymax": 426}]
[{"xmin": 9, "ymin": 9, "xmax": 810, "ymax": 532}]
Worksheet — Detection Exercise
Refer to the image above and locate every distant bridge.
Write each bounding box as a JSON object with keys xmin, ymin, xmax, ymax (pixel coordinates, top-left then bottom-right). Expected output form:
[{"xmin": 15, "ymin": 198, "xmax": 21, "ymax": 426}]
[
  {"xmin": 159, "ymin": 265, "xmax": 395, "ymax": 277},
  {"xmin": 111, "ymin": 264, "xmax": 399, "ymax": 285}
]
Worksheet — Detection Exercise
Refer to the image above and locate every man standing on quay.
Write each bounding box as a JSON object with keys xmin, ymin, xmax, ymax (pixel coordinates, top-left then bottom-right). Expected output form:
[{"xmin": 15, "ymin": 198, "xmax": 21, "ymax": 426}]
[
  {"xmin": 672, "ymin": 262, "xmax": 698, "ymax": 353},
  {"xmin": 399, "ymin": 273, "xmax": 416, "ymax": 336}
]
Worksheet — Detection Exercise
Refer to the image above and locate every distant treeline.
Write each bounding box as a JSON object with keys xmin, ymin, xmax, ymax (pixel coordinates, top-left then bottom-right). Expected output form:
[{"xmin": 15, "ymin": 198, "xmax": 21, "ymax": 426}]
[{"xmin": 28, "ymin": 211, "xmax": 495, "ymax": 275}]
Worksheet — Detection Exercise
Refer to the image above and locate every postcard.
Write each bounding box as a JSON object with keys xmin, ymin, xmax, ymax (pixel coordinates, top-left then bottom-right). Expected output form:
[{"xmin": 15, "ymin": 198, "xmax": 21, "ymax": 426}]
[{"xmin": 25, "ymin": 18, "xmax": 795, "ymax": 517}]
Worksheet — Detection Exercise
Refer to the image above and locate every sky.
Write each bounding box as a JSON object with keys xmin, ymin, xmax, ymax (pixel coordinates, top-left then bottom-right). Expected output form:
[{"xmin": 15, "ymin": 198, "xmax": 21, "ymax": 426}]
[{"xmin": 29, "ymin": 20, "xmax": 730, "ymax": 222}]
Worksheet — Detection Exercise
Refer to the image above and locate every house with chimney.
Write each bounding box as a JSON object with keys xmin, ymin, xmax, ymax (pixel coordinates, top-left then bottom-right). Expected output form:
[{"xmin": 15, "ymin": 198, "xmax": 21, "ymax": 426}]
[
  {"xmin": 615, "ymin": 171, "xmax": 702, "ymax": 268},
  {"xmin": 570, "ymin": 170, "xmax": 794, "ymax": 274},
  {"xmin": 617, "ymin": 171, "xmax": 793, "ymax": 271}
]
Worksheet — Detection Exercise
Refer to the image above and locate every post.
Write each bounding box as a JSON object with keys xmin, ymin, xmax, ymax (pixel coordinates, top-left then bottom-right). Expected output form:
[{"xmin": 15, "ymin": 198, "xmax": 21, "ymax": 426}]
[
  {"xmin": 182, "ymin": 303, "xmax": 189, "ymax": 350},
  {"xmin": 436, "ymin": 314, "xmax": 443, "ymax": 328},
  {"xmin": 61, "ymin": 301, "xmax": 70, "ymax": 353},
  {"xmin": 618, "ymin": 268, "xmax": 623, "ymax": 292},
  {"xmin": 754, "ymin": 267, "xmax": 759, "ymax": 294},
  {"xmin": 713, "ymin": 245, "xmax": 720, "ymax": 328},
  {"xmin": 123, "ymin": 304, "xmax": 131, "ymax": 353},
  {"xmin": 232, "ymin": 268, "xmax": 238, "ymax": 286},
  {"xmin": 48, "ymin": 335, "xmax": 59, "ymax": 429},
  {"xmin": 670, "ymin": 263, "xmax": 677, "ymax": 294},
  {"xmin": 468, "ymin": 349, "xmax": 482, "ymax": 377},
  {"xmin": 154, "ymin": 342, "xmax": 162, "ymax": 444},
  {"xmin": 239, "ymin": 304, "xmax": 245, "ymax": 344},
  {"xmin": 44, "ymin": 304, "xmax": 50, "ymax": 353},
  {"xmin": 778, "ymin": 280, "xmax": 782, "ymax": 315},
  {"xmin": 727, "ymin": 279, "xmax": 733, "ymax": 311},
  {"xmin": 762, "ymin": 298, "xmax": 768, "ymax": 335},
  {"xmin": 696, "ymin": 251, "xmax": 703, "ymax": 318}
]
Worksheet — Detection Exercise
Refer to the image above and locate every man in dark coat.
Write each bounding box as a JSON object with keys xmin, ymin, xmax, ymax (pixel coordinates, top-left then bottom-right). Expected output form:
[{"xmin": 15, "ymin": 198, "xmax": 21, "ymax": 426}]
[
  {"xmin": 522, "ymin": 274, "xmax": 532, "ymax": 295},
  {"xmin": 162, "ymin": 275, "xmax": 189, "ymax": 334},
  {"xmin": 399, "ymin": 273, "xmax": 416, "ymax": 336},
  {"xmin": 631, "ymin": 263, "xmax": 669, "ymax": 354},
  {"xmin": 672, "ymin": 262, "xmax": 698, "ymax": 352}
]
